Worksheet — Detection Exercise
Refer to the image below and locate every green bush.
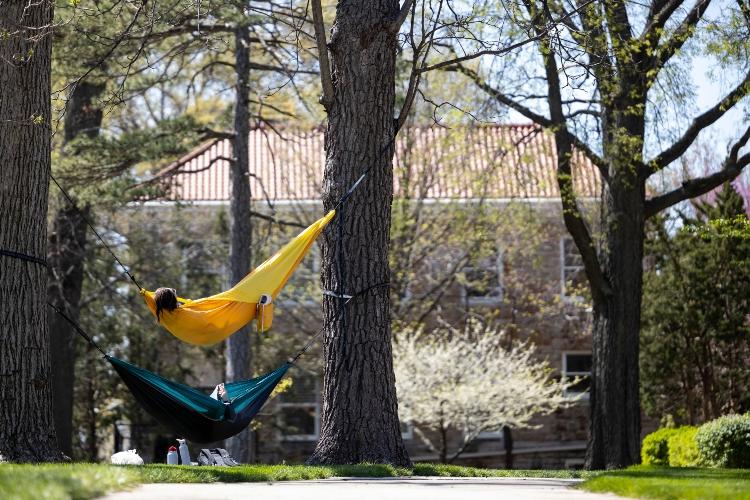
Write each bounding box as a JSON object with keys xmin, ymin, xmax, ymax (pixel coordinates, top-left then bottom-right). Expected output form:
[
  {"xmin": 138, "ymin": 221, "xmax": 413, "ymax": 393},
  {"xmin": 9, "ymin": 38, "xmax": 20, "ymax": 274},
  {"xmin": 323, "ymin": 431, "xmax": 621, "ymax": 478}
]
[
  {"xmin": 696, "ymin": 413, "xmax": 750, "ymax": 468},
  {"xmin": 667, "ymin": 426, "xmax": 699, "ymax": 467},
  {"xmin": 642, "ymin": 427, "xmax": 679, "ymax": 465}
]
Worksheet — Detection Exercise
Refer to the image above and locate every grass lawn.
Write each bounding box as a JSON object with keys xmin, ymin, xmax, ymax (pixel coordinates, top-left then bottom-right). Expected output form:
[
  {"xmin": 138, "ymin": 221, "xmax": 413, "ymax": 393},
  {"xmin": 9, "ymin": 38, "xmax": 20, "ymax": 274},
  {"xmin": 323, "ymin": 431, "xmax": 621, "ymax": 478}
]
[
  {"xmin": 3, "ymin": 462, "xmax": 747, "ymax": 500},
  {"xmin": 0, "ymin": 462, "xmax": 592, "ymax": 500},
  {"xmin": 580, "ymin": 465, "xmax": 750, "ymax": 500}
]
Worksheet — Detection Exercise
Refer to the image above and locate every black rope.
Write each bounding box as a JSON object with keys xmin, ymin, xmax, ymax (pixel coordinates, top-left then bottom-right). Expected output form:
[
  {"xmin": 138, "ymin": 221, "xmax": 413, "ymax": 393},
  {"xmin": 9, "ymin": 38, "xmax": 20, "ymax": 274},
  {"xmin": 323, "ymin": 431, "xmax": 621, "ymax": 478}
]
[
  {"xmin": 49, "ymin": 175, "xmax": 142, "ymax": 290},
  {"xmin": 326, "ymin": 137, "xmax": 398, "ymax": 357},
  {"xmin": 332, "ymin": 137, "xmax": 397, "ymax": 212},
  {"xmin": 335, "ymin": 196, "xmax": 348, "ymax": 355},
  {"xmin": 288, "ymin": 282, "xmax": 390, "ymax": 364},
  {"xmin": 0, "ymin": 248, "xmax": 48, "ymax": 268},
  {"xmin": 47, "ymin": 302, "xmax": 108, "ymax": 357}
]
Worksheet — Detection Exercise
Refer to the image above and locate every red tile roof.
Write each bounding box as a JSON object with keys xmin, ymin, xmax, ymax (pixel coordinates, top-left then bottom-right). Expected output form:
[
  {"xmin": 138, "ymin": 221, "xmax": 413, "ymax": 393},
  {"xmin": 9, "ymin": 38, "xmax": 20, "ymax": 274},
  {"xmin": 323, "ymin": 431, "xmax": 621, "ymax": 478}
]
[{"xmin": 155, "ymin": 124, "xmax": 601, "ymax": 202}]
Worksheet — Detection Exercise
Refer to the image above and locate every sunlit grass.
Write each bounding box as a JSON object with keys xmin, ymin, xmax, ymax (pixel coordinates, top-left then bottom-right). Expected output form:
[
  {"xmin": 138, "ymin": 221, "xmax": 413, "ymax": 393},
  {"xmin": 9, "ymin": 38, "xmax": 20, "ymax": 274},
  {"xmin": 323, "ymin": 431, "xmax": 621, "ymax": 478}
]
[{"xmin": 580, "ymin": 465, "xmax": 750, "ymax": 500}]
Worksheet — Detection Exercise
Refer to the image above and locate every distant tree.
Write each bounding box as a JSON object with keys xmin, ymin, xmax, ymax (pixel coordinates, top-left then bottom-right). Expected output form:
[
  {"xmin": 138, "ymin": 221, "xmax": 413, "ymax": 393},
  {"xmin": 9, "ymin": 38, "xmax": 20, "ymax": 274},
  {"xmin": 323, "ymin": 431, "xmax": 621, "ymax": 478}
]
[
  {"xmin": 393, "ymin": 318, "xmax": 575, "ymax": 463},
  {"xmin": 0, "ymin": 0, "xmax": 63, "ymax": 462},
  {"xmin": 439, "ymin": 0, "xmax": 750, "ymax": 468},
  {"xmin": 641, "ymin": 182, "xmax": 750, "ymax": 424}
]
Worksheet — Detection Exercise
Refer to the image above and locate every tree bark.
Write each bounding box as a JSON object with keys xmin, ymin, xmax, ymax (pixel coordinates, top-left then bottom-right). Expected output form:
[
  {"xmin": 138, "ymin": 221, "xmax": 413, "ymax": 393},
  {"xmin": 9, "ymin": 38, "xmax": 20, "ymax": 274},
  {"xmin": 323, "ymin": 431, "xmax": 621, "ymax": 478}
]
[
  {"xmin": 307, "ymin": 0, "xmax": 411, "ymax": 466},
  {"xmin": 586, "ymin": 91, "xmax": 647, "ymax": 468},
  {"xmin": 224, "ymin": 23, "xmax": 253, "ymax": 463},
  {"xmin": 47, "ymin": 81, "xmax": 104, "ymax": 457},
  {"xmin": 586, "ymin": 180, "xmax": 645, "ymax": 469},
  {"xmin": 0, "ymin": 0, "xmax": 63, "ymax": 462}
]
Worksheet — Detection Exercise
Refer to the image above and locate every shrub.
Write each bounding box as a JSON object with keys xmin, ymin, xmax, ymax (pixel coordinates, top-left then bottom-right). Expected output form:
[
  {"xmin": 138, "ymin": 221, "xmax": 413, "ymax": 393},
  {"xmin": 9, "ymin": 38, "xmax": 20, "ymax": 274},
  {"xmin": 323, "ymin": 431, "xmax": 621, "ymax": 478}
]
[
  {"xmin": 667, "ymin": 426, "xmax": 699, "ymax": 467},
  {"xmin": 696, "ymin": 413, "xmax": 750, "ymax": 468},
  {"xmin": 642, "ymin": 427, "xmax": 679, "ymax": 466}
]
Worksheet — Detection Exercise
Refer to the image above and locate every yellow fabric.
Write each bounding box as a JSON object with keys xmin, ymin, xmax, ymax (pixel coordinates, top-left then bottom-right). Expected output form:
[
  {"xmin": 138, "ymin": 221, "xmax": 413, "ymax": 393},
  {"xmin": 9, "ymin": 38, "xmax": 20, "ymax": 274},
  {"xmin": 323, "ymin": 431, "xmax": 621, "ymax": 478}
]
[{"xmin": 141, "ymin": 210, "xmax": 335, "ymax": 346}]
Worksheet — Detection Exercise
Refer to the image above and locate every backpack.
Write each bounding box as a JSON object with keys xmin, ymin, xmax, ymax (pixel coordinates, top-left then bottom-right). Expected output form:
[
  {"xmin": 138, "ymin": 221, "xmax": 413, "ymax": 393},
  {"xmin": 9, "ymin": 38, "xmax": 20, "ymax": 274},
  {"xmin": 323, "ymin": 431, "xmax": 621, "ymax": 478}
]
[{"xmin": 197, "ymin": 448, "xmax": 239, "ymax": 466}]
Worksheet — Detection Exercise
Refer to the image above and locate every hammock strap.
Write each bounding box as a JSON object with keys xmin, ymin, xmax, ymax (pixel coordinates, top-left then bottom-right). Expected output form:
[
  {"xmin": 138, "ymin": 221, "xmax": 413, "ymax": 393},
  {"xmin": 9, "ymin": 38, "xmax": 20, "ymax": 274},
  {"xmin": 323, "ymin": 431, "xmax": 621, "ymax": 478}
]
[
  {"xmin": 0, "ymin": 248, "xmax": 48, "ymax": 268},
  {"xmin": 289, "ymin": 282, "xmax": 390, "ymax": 364},
  {"xmin": 49, "ymin": 175, "xmax": 142, "ymax": 291},
  {"xmin": 47, "ymin": 302, "xmax": 108, "ymax": 357}
]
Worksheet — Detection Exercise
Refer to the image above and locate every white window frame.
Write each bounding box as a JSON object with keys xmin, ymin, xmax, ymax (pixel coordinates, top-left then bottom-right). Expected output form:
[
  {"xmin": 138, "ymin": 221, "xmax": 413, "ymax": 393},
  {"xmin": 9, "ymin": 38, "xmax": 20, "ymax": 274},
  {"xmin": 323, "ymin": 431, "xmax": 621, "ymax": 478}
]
[
  {"xmin": 462, "ymin": 247, "xmax": 504, "ymax": 306},
  {"xmin": 279, "ymin": 378, "xmax": 320, "ymax": 442},
  {"xmin": 400, "ymin": 422, "xmax": 414, "ymax": 440},
  {"xmin": 562, "ymin": 351, "xmax": 592, "ymax": 401},
  {"xmin": 560, "ymin": 237, "xmax": 585, "ymax": 301}
]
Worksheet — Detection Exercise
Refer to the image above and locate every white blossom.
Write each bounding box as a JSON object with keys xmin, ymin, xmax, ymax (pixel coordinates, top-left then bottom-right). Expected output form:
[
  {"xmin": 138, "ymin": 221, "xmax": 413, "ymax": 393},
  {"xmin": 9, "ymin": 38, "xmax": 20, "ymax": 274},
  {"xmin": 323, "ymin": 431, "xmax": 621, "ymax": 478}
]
[{"xmin": 393, "ymin": 318, "xmax": 579, "ymax": 462}]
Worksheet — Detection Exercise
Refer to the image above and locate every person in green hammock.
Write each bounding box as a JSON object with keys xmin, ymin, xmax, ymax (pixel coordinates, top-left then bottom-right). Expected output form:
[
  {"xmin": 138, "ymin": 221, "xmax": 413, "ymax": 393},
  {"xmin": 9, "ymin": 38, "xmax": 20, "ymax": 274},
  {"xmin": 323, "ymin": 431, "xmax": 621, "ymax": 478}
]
[{"xmin": 210, "ymin": 383, "xmax": 228, "ymax": 402}]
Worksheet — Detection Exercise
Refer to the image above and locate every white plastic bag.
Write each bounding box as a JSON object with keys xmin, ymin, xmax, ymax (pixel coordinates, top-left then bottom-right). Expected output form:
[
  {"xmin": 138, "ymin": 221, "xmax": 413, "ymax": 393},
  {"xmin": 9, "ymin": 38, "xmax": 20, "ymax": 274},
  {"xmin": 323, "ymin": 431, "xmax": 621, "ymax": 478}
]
[{"xmin": 111, "ymin": 449, "xmax": 144, "ymax": 465}]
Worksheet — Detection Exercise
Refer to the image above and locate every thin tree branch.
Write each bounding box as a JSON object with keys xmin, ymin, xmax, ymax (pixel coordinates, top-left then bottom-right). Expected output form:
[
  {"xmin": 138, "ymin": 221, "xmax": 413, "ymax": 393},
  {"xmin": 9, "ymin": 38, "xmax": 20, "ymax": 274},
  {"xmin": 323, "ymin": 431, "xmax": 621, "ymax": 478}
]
[
  {"xmin": 452, "ymin": 65, "xmax": 608, "ymax": 179},
  {"xmin": 311, "ymin": 0, "xmax": 334, "ymax": 110},
  {"xmin": 648, "ymin": 68, "xmax": 750, "ymax": 172},
  {"xmin": 389, "ymin": 0, "xmax": 415, "ymax": 33},
  {"xmin": 645, "ymin": 125, "xmax": 750, "ymax": 217},
  {"xmin": 418, "ymin": 0, "xmax": 596, "ymax": 74},
  {"xmin": 524, "ymin": 0, "xmax": 612, "ymax": 302},
  {"xmin": 649, "ymin": 0, "xmax": 712, "ymax": 76}
]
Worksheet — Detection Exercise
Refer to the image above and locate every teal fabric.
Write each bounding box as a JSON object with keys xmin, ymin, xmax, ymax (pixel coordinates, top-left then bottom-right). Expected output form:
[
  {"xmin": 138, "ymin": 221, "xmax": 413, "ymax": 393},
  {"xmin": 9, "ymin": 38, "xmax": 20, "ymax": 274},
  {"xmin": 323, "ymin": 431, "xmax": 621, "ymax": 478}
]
[
  {"xmin": 225, "ymin": 364, "xmax": 290, "ymax": 413},
  {"xmin": 108, "ymin": 357, "xmax": 291, "ymax": 422},
  {"xmin": 108, "ymin": 357, "xmax": 227, "ymax": 420}
]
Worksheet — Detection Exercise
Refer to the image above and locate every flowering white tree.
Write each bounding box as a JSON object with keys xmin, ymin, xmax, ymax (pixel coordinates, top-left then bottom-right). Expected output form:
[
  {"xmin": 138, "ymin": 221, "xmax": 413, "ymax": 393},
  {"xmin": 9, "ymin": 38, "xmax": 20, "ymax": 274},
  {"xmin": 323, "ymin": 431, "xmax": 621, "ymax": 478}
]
[{"xmin": 393, "ymin": 319, "xmax": 577, "ymax": 463}]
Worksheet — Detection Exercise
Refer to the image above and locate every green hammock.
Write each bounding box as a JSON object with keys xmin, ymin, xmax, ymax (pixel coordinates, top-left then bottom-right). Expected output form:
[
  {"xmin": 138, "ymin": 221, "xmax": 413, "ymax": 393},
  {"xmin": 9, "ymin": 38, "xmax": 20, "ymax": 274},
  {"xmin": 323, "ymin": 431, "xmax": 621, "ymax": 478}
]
[{"xmin": 108, "ymin": 356, "xmax": 290, "ymax": 443}]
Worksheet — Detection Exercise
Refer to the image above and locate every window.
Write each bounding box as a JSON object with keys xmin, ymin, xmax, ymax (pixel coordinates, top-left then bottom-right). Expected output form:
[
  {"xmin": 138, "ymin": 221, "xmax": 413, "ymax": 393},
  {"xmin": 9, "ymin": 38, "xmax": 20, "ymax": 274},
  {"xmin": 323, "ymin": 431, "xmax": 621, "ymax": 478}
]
[
  {"xmin": 400, "ymin": 421, "xmax": 414, "ymax": 440},
  {"xmin": 562, "ymin": 352, "xmax": 592, "ymax": 400},
  {"xmin": 462, "ymin": 248, "xmax": 503, "ymax": 305},
  {"xmin": 560, "ymin": 238, "xmax": 585, "ymax": 300},
  {"xmin": 279, "ymin": 375, "xmax": 320, "ymax": 441}
]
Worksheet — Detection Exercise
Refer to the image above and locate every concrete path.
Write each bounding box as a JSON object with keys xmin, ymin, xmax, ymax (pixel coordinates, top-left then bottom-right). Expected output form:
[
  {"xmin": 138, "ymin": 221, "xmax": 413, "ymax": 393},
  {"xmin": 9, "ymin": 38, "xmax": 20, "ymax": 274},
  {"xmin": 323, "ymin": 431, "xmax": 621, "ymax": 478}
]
[{"xmin": 101, "ymin": 477, "xmax": 620, "ymax": 500}]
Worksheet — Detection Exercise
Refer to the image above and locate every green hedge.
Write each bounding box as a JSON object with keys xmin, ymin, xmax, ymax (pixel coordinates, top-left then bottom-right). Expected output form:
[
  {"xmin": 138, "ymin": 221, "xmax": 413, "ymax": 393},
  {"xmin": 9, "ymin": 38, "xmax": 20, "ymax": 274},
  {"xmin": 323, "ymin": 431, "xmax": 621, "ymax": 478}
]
[
  {"xmin": 667, "ymin": 426, "xmax": 699, "ymax": 467},
  {"xmin": 642, "ymin": 427, "xmax": 679, "ymax": 466},
  {"xmin": 695, "ymin": 414, "xmax": 750, "ymax": 468}
]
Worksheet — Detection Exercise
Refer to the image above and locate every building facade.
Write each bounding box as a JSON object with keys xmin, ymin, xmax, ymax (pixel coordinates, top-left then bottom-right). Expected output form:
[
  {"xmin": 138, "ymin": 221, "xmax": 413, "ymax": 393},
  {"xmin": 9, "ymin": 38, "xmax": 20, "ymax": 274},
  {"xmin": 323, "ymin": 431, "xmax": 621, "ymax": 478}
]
[{"xmin": 127, "ymin": 124, "xmax": 602, "ymax": 468}]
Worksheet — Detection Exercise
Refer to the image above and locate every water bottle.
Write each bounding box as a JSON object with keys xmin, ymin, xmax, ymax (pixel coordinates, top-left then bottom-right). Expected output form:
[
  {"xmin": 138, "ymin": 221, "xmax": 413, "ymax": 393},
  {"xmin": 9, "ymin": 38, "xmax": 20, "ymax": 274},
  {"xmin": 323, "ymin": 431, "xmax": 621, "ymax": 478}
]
[
  {"xmin": 167, "ymin": 445, "xmax": 178, "ymax": 465},
  {"xmin": 177, "ymin": 438, "xmax": 191, "ymax": 465}
]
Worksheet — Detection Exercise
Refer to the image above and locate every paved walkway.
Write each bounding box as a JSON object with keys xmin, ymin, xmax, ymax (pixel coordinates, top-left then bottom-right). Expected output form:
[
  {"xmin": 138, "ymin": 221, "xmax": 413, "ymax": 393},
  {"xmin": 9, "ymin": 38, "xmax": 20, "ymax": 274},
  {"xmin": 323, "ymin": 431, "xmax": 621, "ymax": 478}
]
[{"xmin": 101, "ymin": 477, "xmax": 620, "ymax": 500}]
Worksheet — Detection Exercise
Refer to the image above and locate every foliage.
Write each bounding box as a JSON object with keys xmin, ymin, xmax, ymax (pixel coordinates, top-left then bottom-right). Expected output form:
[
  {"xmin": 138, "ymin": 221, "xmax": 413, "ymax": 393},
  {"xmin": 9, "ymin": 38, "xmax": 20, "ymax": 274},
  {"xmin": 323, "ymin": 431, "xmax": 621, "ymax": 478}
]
[
  {"xmin": 393, "ymin": 318, "xmax": 575, "ymax": 462},
  {"xmin": 642, "ymin": 428, "xmax": 679, "ymax": 466},
  {"xmin": 641, "ymin": 183, "xmax": 750, "ymax": 423},
  {"xmin": 696, "ymin": 414, "xmax": 750, "ymax": 468},
  {"xmin": 667, "ymin": 427, "xmax": 700, "ymax": 467},
  {"xmin": 0, "ymin": 463, "xmax": 138, "ymax": 500},
  {"xmin": 581, "ymin": 465, "xmax": 750, "ymax": 500}
]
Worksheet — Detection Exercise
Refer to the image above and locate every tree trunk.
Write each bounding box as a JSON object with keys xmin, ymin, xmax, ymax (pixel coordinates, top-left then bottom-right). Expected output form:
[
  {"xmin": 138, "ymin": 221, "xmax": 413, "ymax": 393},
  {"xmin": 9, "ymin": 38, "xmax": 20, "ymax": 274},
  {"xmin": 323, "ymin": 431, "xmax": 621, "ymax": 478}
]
[
  {"xmin": 0, "ymin": 0, "xmax": 63, "ymax": 462},
  {"xmin": 503, "ymin": 425, "xmax": 513, "ymax": 469},
  {"xmin": 307, "ymin": 0, "xmax": 410, "ymax": 466},
  {"xmin": 224, "ymin": 23, "xmax": 253, "ymax": 463},
  {"xmin": 47, "ymin": 81, "xmax": 104, "ymax": 457},
  {"xmin": 586, "ymin": 176, "xmax": 645, "ymax": 469}
]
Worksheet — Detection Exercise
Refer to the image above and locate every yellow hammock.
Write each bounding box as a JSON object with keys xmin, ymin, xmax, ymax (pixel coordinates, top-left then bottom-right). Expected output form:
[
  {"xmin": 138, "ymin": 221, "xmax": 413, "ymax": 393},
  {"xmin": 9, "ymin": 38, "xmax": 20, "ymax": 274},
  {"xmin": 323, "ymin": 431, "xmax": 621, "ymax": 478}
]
[{"xmin": 140, "ymin": 210, "xmax": 335, "ymax": 346}]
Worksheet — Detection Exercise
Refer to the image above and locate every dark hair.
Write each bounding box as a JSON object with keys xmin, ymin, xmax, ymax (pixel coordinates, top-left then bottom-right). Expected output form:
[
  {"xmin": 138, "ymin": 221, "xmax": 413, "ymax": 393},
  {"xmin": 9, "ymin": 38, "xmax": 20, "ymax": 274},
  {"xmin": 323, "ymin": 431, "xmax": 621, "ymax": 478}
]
[{"xmin": 154, "ymin": 287, "xmax": 179, "ymax": 322}]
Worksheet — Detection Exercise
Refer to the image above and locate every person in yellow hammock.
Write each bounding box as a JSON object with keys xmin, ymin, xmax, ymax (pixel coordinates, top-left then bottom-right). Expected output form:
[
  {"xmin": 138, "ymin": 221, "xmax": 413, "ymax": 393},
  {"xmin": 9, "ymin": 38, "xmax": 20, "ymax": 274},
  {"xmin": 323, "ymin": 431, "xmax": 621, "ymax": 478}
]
[
  {"xmin": 153, "ymin": 287, "xmax": 181, "ymax": 321},
  {"xmin": 141, "ymin": 210, "xmax": 336, "ymax": 347}
]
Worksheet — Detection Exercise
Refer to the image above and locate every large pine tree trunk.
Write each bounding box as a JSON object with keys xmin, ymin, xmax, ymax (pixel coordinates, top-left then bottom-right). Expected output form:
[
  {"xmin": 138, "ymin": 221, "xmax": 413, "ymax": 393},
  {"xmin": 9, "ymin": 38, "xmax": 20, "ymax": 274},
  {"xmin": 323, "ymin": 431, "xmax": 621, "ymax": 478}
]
[
  {"xmin": 225, "ymin": 23, "xmax": 253, "ymax": 463},
  {"xmin": 0, "ymin": 0, "xmax": 62, "ymax": 462},
  {"xmin": 307, "ymin": 0, "xmax": 410, "ymax": 466},
  {"xmin": 47, "ymin": 81, "xmax": 104, "ymax": 457},
  {"xmin": 586, "ymin": 175, "xmax": 645, "ymax": 469}
]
